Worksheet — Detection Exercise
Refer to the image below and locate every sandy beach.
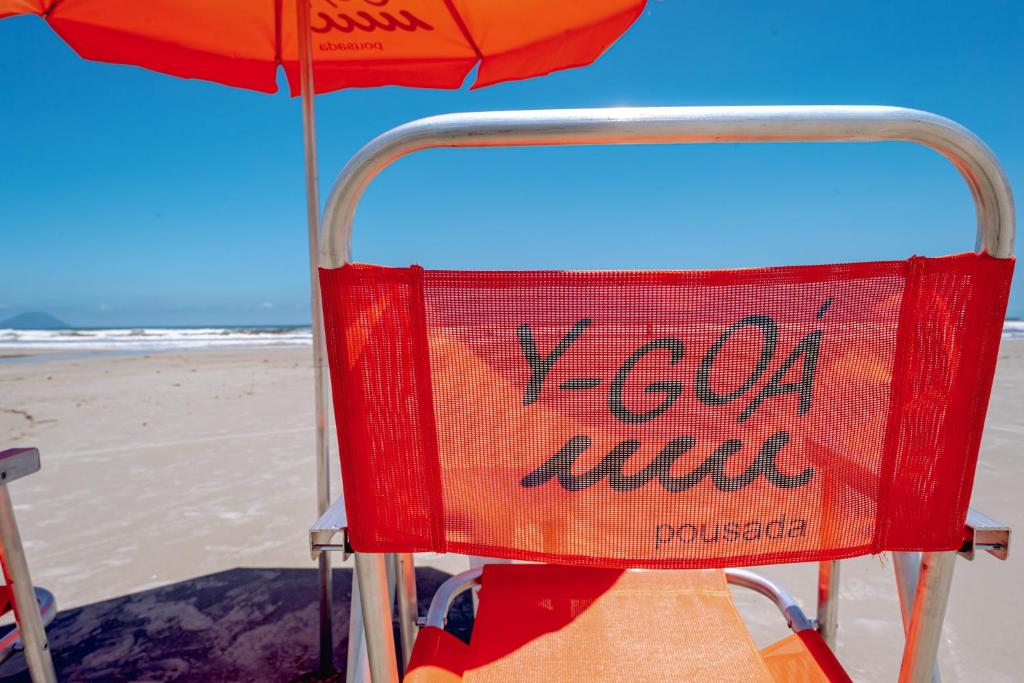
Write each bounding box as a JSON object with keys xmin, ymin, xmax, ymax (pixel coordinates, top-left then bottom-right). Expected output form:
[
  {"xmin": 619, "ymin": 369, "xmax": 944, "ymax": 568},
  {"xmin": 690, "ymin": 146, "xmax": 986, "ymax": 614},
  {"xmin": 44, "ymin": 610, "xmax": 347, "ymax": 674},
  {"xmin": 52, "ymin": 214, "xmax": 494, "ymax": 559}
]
[{"xmin": 1, "ymin": 341, "xmax": 1021, "ymax": 681}]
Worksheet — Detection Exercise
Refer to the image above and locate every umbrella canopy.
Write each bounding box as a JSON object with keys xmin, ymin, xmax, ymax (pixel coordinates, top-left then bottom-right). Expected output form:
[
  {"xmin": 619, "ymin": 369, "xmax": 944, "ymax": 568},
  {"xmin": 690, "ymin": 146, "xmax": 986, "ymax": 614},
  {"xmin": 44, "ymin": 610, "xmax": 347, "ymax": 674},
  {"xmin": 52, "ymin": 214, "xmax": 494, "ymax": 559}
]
[{"xmin": 0, "ymin": 0, "xmax": 644, "ymax": 94}]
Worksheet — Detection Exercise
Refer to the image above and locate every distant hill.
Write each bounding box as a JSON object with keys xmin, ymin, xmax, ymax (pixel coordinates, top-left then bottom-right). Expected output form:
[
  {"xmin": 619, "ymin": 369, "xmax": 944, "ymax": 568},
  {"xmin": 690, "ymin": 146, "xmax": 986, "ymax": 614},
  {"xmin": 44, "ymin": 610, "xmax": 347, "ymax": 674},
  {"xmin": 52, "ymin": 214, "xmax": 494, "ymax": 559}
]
[{"xmin": 0, "ymin": 312, "xmax": 71, "ymax": 329}]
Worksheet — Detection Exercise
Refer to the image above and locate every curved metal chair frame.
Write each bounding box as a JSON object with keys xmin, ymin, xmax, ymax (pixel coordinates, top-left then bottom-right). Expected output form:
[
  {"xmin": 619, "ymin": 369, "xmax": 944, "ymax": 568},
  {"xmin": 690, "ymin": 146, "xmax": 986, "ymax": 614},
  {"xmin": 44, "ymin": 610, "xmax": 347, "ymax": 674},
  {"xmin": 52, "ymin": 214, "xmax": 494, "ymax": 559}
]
[
  {"xmin": 310, "ymin": 105, "xmax": 1015, "ymax": 683},
  {"xmin": 424, "ymin": 566, "xmax": 816, "ymax": 635}
]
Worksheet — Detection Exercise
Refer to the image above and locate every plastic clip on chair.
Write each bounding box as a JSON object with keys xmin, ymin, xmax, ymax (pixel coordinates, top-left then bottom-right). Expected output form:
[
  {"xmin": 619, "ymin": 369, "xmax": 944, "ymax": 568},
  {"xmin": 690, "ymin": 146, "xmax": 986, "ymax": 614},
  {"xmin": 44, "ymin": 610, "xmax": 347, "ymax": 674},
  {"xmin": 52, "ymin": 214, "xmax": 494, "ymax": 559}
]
[
  {"xmin": 313, "ymin": 106, "xmax": 1015, "ymax": 682},
  {"xmin": 0, "ymin": 448, "xmax": 57, "ymax": 683}
]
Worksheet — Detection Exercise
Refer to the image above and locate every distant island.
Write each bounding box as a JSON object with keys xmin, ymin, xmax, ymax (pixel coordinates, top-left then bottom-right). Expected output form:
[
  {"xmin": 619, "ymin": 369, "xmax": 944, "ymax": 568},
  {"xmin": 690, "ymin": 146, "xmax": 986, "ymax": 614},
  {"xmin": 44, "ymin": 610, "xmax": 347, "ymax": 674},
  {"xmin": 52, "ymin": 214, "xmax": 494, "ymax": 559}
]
[{"xmin": 0, "ymin": 312, "xmax": 71, "ymax": 329}]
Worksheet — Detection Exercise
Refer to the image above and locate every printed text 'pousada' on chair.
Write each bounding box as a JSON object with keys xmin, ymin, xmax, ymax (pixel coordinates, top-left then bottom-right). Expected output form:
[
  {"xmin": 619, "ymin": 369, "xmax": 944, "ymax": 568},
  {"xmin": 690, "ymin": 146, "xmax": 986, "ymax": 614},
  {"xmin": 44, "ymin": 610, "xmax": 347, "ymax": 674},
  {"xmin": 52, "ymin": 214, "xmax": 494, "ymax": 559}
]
[{"xmin": 308, "ymin": 106, "xmax": 1015, "ymax": 682}]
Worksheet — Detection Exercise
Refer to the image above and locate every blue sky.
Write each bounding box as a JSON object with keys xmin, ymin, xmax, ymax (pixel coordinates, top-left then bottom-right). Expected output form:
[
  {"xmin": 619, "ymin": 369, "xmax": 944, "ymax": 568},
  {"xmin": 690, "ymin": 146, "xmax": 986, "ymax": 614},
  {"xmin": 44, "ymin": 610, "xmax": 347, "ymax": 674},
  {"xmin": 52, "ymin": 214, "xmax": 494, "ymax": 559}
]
[{"xmin": 1, "ymin": 1, "xmax": 1021, "ymax": 326}]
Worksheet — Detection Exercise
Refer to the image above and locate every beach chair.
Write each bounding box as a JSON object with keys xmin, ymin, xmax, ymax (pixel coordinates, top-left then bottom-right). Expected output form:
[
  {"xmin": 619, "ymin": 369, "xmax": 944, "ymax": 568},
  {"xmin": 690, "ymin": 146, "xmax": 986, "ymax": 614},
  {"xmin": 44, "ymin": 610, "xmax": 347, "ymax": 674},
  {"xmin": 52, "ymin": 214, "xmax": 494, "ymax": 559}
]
[
  {"xmin": 311, "ymin": 106, "xmax": 1015, "ymax": 681},
  {"xmin": 0, "ymin": 448, "xmax": 57, "ymax": 683}
]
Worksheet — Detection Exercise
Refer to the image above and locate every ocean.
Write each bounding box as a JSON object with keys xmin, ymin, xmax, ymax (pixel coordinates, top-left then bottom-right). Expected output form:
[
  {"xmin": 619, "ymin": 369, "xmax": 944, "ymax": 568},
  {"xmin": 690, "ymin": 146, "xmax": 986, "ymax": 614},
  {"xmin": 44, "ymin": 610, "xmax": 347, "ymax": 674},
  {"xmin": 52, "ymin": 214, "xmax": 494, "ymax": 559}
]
[
  {"xmin": 1, "ymin": 320, "xmax": 1022, "ymax": 354},
  {"xmin": 0, "ymin": 326, "xmax": 312, "ymax": 353}
]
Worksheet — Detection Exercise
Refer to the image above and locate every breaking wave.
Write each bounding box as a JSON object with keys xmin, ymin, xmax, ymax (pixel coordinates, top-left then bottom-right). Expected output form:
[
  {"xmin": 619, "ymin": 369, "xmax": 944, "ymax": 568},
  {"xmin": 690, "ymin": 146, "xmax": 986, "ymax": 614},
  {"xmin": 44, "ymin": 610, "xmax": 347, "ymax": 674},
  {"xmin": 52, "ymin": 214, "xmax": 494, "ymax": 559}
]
[{"xmin": 0, "ymin": 326, "xmax": 312, "ymax": 351}]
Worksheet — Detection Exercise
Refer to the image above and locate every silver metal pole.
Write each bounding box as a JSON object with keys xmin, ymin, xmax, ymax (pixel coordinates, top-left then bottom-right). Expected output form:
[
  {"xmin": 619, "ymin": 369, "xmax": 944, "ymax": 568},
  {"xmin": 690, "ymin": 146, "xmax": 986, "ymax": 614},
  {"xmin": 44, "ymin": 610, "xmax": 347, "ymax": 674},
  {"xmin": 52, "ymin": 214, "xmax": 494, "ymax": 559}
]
[
  {"xmin": 396, "ymin": 552, "xmax": 419, "ymax": 669},
  {"xmin": 322, "ymin": 106, "xmax": 1014, "ymax": 267},
  {"xmin": 354, "ymin": 553, "xmax": 401, "ymax": 683},
  {"xmin": 295, "ymin": 0, "xmax": 334, "ymax": 673},
  {"xmin": 725, "ymin": 569, "xmax": 816, "ymax": 633},
  {"xmin": 894, "ymin": 551, "xmax": 922, "ymax": 634},
  {"xmin": 898, "ymin": 551, "xmax": 957, "ymax": 683},
  {"xmin": 894, "ymin": 551, "xmax": 941, "ymax": 682},
  {"xmin": 817, "ymin": 560, "xmax": 840, "ymax": 649},
  {"xmin": 0, "ymin": 485, "xmax": 56, "ymax": 683},
  {"xmin": 345, "ymin": 578, "xmax": 370, "ymax": 682}
]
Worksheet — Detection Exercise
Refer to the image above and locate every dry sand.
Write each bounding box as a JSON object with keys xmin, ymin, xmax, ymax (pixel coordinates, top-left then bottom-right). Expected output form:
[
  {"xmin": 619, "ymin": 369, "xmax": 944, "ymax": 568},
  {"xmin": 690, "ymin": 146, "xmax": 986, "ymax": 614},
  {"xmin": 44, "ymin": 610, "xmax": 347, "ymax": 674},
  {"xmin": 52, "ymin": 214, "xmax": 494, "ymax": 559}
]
[{"xmin": 0, "ymin": 342, "xmax": 1021, "ymax": 681}]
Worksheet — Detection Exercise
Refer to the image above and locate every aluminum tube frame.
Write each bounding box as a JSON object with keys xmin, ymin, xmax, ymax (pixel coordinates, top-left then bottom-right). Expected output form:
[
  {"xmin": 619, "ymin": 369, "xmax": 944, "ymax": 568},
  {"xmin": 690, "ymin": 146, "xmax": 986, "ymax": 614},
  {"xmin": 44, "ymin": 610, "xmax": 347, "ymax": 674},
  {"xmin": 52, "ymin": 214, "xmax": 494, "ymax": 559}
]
[
  {"xmin": 425, "ymin": 567, "xmax": 482, "ymax": 629},
  {"xmin": 347, "ymin": 555, "xmax": 396, "ymax": 681},
  {"xmin": 725, "ymin": 568, "xmax": 815, "ymax": 633},
  {"xmin": 423, "ymin": 567, "xmax": 814, "ymax": 634},
  {"xmin": 817, "ymin": 560, "xmax": 840, "ymax": 649},
  {"xmin": 895, "ymin": 551, "xmax": 923, "ymax": 635},
  {"xmin": 295, "ymin": 0, "xmax": 336, "ymax": 674},
  {"xmin": 322, "ymin": 106, "xmax": 1015, "ymax": 267},
  {"xmin": 0, "ymin": 485, "xmax": 56, "ymax": 683},
  {"xmin": 898, "ymin": 551, "xmax": 957, "ymax": 683},
  {"xmin": 894, "ymin": 551, "xmax": 941, "ymax": 683},
  {"xmin": 396, "ymin": 552, "xmax": 419, "ymax": 669},
  {"xmin": 345, "ymin": 577, "xmax": 369, "ymax": 682},
  {"xmin": 354, "ymin": 552, "xmax": 400, "ymax": 683}
]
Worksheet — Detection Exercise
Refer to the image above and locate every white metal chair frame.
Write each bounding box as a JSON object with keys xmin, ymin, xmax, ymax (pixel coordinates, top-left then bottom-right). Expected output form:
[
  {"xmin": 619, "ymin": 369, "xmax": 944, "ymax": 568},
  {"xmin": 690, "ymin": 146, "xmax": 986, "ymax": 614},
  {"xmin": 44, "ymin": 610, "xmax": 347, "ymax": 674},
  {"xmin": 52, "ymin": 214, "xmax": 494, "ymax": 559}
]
[{"xmin": 310, "ymin": 105, "xmax": 1015, "ymax": 683}]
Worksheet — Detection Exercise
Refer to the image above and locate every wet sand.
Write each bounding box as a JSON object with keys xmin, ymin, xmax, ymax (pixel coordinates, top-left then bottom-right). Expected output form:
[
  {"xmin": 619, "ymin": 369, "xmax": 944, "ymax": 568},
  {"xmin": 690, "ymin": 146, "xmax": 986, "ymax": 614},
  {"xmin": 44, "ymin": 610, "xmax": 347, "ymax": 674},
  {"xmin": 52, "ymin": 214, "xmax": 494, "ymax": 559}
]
[{"xmin": 0, "ymin": 343, "xmax": 1020, "ymax": 681}]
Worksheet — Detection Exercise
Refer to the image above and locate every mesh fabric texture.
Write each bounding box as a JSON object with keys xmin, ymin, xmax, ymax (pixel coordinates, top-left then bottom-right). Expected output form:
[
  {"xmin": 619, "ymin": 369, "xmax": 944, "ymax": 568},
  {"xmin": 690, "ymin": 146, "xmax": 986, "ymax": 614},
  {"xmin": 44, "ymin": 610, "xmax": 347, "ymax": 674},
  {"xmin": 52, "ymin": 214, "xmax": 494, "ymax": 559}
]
[
  {"xmin": 320, "ymin": 252, "xmax": 1013, "ymax": 568},
  {"xmin": 463, "ymin": 564, "xmax": 772, "ymax": 682},
  {"xmin": 405, "ymin": 569, "xmax": 852, "ymax": 682},
  {"xmin": 760, "ymin": 631, "xmax": 852, "ymax": 683}
]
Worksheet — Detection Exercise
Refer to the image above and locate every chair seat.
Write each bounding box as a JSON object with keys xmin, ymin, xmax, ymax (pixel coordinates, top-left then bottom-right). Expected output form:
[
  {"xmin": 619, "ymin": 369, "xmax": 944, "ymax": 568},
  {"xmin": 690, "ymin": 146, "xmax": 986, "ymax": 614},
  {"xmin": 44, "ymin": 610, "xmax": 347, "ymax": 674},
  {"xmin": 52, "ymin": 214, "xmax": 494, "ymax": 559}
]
[{"xmin": 407, "ymin": 564, "xmax": 851, "ymax": 682}]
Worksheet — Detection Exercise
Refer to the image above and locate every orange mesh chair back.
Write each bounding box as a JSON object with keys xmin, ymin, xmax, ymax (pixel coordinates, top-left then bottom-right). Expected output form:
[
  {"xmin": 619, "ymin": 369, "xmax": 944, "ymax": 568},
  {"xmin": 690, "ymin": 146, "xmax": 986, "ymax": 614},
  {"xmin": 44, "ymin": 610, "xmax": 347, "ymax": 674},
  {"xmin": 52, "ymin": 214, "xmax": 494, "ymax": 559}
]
[
  {"xmin": 320, "ymin": 252, "xmax": 1013, "ymax": 567},
  {"xmin": 316, "ymin": 105, "xmax": 1016, "ymax": 683}
]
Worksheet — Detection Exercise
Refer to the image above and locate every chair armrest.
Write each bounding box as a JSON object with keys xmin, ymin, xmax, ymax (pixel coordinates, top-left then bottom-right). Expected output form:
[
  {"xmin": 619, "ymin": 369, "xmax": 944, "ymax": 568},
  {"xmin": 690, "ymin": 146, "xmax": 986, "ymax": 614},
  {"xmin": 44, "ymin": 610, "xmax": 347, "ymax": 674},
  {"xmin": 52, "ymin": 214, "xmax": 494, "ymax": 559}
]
[
  {"xmin": 960, "ymin": 508, "xmax": 1010, "ymax": 560},
  {"xmin": 309, "ymin": 496, "xmax": 349, "ymax": 560},
  {"xmin": 425, "ymin": 568, "xmax": 482, "ymax": 629},
  {"xmin": 0, "ymin": 448, "xmax": 41, "ymax": 486}
]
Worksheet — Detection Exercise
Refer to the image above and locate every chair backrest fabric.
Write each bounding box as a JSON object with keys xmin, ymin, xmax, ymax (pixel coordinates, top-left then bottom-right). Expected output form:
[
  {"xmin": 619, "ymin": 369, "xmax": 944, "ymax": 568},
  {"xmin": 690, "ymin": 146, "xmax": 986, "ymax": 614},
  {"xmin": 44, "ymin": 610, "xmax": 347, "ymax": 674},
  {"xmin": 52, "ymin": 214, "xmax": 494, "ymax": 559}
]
[{"xmin": 320, "ymin": 252, "xmax": 1014, "ymax": 568}]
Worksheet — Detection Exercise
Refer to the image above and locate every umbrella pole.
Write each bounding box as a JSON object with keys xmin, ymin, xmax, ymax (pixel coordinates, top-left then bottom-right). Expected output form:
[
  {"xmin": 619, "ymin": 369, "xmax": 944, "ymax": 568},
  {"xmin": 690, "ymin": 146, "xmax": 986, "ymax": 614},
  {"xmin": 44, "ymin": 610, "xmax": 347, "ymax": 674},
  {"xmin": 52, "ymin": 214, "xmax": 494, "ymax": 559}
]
[{"xmin": 296, "ymin": 0, "xmax": 334, "ymax": 674}]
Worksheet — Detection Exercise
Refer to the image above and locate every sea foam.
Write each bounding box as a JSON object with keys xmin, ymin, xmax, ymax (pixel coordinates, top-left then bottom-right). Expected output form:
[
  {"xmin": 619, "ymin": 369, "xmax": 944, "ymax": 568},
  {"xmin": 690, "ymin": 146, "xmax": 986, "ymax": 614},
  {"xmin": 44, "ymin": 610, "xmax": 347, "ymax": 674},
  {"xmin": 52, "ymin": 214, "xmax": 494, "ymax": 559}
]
[{"xmin": 0, "ymin": 327, "xmax": 312, "ymax": 351}]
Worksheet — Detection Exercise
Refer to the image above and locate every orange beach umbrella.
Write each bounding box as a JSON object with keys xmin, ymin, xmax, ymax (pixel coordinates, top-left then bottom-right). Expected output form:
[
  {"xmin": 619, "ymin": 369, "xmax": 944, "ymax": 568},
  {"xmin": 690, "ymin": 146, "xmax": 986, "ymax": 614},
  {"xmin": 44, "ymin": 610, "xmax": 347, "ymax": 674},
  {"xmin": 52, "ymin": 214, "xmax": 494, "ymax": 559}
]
[
  {"xmin": 0, "ymin": 1, "xmax": 644, "ymax": 94},
  {"xmin": 0, "ymin": 0, "xmax": 645, "ymax": 675}
]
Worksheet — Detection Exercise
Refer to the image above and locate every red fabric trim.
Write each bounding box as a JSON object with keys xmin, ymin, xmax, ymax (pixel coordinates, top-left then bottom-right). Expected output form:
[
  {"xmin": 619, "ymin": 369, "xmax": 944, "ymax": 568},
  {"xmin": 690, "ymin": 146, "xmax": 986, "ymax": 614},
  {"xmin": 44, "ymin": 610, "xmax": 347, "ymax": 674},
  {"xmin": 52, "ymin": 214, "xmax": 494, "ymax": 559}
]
[
  {"xmin": 408, "ymin": 266, "xmax": 448, "ymax": 551},
  {"xmin": 885, "ymin": 254, "xmax": 1014, "ymax": 548},
  {"xmin": 406, "ymin": 627, "xmax": 468, "ymax": 683},
  {"xmin": 367, "ymin": 256, "xmax": 912, "ymax": 287},
  {"xmin": 318, "ymin": 267, "xmax": 362, "ymax": 543},
  {"xmin": 943, "ymin": 253, "xmax": 1014, "ymax": 532},
  {"xmin": 873, "ymin": 256, "xmax": 923, "ymax": 550},
  {"xmin": 320, "ymin": 265, "xmax": 440, "ymax": 551},
  {"xmin": 797, "ymin": 631, "xmax": 853, "ymax": 683},
  {"xmin": 440, "ymin": 540, "xmax": 876, "ymax": 571},
  {"xmin": 761, "ymin": 631, "xmax": 852, "ymax": 682}
]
